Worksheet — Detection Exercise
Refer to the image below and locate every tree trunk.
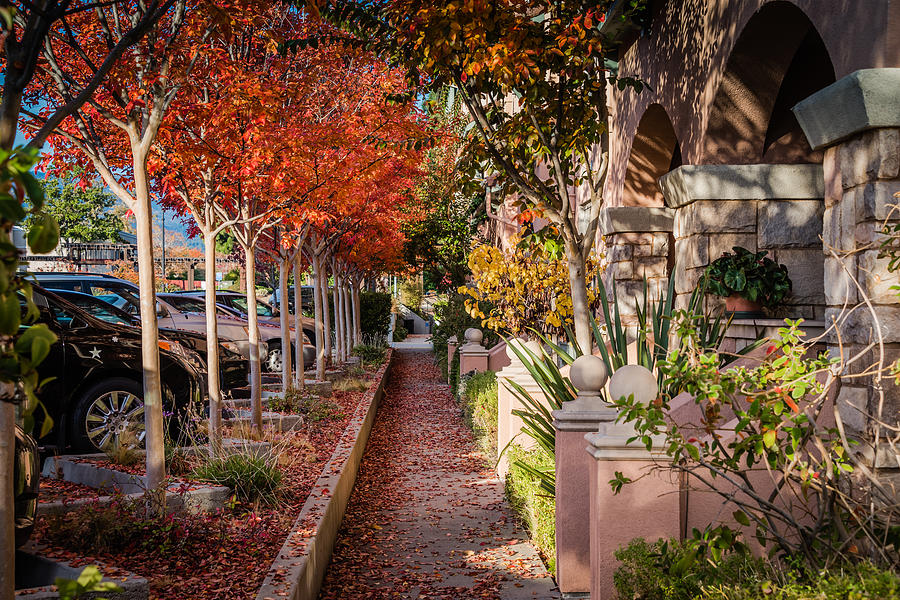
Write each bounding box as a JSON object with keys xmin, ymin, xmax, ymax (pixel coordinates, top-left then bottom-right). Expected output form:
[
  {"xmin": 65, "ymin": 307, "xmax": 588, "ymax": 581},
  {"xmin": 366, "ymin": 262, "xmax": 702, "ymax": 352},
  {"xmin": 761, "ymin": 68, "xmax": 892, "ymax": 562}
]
[
  {"xmin": 565, "ymin": 242, "xmax": 593, "ymax": 354},
  {"xmin": 332, "ymin": 269, "xmax": 343, "ymax": 363},
  {"xmin": 320, "ymin": 257, "xmax": 332, "ymax": 364},
  {"xmin": 342, "ymin": 282, "xmax": 353, "ymax": 354},
  {"xmin": 278, "ymin": 256, "xmax": 292, "ymax": 393},
  {"xmin": 133, "ymin": 157, "xmax": 166, "ymax": 514},
  {"xmin": 0, "ymin": 397, "xmax": 14, "ymax": 600},
  {"xmin": 312, "ymin": 253, "xmax": 326, "ymax": 381},
  {"xmin": 349, "ymin": 280, "xmax": 359, "ymax": 347},
  {"xmin": 244, "ymin": 247, "xmax": 262, "ymax": 431},
  {"xmin": 203, "ymin": 231, "xmax": 223, "ymax": 457},
  {"xmin": 293, "ymin": 253, "xmax": 305, "ymax": 391},
  {"xmin": 0, "ymin": 84, "xmax": 23, "ymax": 151}
]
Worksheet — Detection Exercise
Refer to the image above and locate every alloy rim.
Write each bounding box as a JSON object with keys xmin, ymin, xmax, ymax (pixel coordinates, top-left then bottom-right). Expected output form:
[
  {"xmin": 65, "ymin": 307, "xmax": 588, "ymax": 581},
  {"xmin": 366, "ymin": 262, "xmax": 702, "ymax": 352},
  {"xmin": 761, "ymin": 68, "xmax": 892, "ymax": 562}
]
[{"xmin": 85, "ymin": 391, "xmax": 145, "ymax": 450}]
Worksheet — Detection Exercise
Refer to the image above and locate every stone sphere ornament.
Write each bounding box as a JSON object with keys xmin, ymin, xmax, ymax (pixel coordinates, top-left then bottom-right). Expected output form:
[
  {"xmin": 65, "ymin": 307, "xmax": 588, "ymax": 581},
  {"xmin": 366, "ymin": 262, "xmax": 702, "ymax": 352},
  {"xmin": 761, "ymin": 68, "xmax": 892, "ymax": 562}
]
[
  {"xmin": 608, "ymin": 365, "xmax": 658, "ymax": 405},
  {"xmin": 464, "ymin": 328, "xmax": 483, "ymax": 344},
  {"xmin": 570, "ymin": 355, "xmax": 609, "ymax": 394}
]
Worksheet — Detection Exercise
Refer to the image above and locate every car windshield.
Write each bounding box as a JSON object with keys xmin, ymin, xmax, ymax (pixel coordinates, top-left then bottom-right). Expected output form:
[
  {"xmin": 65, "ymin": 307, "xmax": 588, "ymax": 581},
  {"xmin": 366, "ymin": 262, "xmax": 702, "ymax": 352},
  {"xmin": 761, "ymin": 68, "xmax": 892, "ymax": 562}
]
[
  {"xmin": 164, "ymin": 296, "xmax": 207, "ymax": 313},
  {"xmin": 227, "ymin": 295, "xmax": 274, "ymax": 317},
  {"xmin": 86, "ymin": 284, "xmax": 140, "ymax": 315},
  {"xmin": 64, "ymin": 295, "xmax": 132, "ymax": 326}
]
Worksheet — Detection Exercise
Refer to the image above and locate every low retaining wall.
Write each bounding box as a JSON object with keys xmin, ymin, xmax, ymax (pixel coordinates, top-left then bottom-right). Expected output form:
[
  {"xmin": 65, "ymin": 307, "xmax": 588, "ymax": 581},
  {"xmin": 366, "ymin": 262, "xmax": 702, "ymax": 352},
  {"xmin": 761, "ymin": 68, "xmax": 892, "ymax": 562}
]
[{"xmin": 256, "ymin": 350, "xmax": 395, "ymax": 600}]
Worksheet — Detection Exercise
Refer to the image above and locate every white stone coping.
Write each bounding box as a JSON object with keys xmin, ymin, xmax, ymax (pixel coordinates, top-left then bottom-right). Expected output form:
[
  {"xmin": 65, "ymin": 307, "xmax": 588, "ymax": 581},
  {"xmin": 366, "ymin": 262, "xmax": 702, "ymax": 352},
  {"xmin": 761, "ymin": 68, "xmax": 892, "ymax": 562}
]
[
  {"xmin": 793, "ymin": 68, "xmax": 900, "ymax": 150},
  {"xmin": 552, "ymin": 407, "xmax": 618, "ymax": 431},
  {"xmin": 658, "ymin": 164, "xmax": 825, "ymax": 209},
  {"xmin": 599, "ymin": 206, "xmax": 674, "ymax": 235}
]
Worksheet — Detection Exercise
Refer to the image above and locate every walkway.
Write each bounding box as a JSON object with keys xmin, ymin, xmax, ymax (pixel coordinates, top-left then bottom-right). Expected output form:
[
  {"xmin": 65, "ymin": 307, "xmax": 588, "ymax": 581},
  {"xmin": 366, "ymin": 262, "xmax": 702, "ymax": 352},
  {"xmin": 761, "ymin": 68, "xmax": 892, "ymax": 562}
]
[{"xmin": 319, "ymin": 350, "xmax": 559, "ymax": 599}]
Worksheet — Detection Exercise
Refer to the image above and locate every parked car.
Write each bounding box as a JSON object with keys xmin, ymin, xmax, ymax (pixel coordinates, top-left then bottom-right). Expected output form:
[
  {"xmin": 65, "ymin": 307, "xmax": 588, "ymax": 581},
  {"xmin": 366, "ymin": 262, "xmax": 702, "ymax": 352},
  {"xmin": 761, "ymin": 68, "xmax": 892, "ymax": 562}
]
[
  {"xmin": 269, "ymin": 284, "xmax": 316, "ymax": 314},
  {"xmin": 185, "ymin": 290, "xmax": 318, "ymax": 342},
  {"xmin": 25, "ymin": 287, "xmax": 206, "ymax": 453},
  {"xmin": 161, "ymin": 292, "xmax": 315, "ymax": 373},
  {"xmin": 51, "ymin": 289, "xmax": 248, "ymax": 391},
  {"xmin": 32, "ymin": 273, "xmax": 267, "ymax": 364},
  {"xmin": 15, "ymin": 425, "xmax": 39, "ymax": 547}
]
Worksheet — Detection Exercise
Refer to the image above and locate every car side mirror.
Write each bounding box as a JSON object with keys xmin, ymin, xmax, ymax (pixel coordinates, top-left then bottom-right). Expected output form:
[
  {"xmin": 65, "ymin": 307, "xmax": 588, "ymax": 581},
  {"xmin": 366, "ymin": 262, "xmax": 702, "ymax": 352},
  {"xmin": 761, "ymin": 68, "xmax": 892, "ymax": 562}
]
[{"xmin": 156, "ymin": 302, "xmax": 169, "ymax": 318}]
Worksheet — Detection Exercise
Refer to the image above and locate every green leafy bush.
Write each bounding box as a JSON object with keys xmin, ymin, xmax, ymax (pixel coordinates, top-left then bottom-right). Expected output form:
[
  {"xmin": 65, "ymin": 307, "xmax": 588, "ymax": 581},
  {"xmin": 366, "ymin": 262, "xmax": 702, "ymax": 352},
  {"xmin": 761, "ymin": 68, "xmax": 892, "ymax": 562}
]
[
  {"xmin": 352, "ymin": 343, "xmax": 386, "ymax": 366},
  {"xmin": 192, "ymin": 453, "xmax": 282, "ymax": 504},
  {"xmin": 459, "ymin": 371, "xmax": 498, "ymax": 456},
  {"xmin": 702, "ymin": 246, "xmax": 791, "ymax": 307},
  {"xmin": 505, "ymin": 444, "xmax": 556, "ymax": 574},
  {"xmin": 360, "ymin": 291, "xmax": 392, "ymax": 341},
  {"xmin": 301, "ymin": 395, "xmax": 346, "ymax": 421},
  {"xmin": 392, "ymin": 323, "xmax": 409, "ymax": 341},
  {"xmin": 614, "ymin": 537, "xmax": 900, "ymax": 600}
]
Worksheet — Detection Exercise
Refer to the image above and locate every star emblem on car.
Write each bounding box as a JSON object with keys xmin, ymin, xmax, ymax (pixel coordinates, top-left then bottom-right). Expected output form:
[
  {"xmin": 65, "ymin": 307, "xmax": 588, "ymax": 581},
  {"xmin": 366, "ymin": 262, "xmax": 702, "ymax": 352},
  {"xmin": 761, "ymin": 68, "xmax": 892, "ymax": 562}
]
[{"xmin": 89, "ymin": 347, "xmax": 101, "ymax": 360}]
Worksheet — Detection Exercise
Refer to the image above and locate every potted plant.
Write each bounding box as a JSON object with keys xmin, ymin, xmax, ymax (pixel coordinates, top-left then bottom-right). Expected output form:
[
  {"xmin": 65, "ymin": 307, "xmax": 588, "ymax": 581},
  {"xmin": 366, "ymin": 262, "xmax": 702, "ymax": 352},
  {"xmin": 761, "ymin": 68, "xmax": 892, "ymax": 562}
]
[{"xmin": 702, "ymin": 246, "xmax": 792, "ymax": 316}]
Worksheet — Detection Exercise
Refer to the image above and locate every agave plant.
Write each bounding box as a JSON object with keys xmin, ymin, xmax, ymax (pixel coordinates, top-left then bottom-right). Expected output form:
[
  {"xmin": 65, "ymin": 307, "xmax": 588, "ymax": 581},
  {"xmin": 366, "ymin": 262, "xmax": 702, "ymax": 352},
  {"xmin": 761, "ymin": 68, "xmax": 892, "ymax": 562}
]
[{"xmin": 502, "ymin": 272, "xmax": 766, "ymax": 497}]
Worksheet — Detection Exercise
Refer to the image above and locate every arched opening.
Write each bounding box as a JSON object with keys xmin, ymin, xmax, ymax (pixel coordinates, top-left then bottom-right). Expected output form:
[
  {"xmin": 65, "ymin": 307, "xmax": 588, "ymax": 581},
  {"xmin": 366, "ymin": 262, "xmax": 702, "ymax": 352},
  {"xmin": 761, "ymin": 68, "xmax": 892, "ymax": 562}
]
[
  {"xmin": 702, "ymin": 1, "xmax": 835, "ymax": 165},
  {"xmin": 622, "ymin": 104, "xmax": 681, "ymax": 207}
]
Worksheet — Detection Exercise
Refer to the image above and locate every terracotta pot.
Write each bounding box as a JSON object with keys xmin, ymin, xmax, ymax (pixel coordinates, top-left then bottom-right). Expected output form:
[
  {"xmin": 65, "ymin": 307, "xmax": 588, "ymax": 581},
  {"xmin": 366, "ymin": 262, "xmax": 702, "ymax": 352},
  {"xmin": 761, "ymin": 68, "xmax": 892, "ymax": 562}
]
[{"xmin": 724, "ymin": 294, "xmax": 763, "ymax": 315}]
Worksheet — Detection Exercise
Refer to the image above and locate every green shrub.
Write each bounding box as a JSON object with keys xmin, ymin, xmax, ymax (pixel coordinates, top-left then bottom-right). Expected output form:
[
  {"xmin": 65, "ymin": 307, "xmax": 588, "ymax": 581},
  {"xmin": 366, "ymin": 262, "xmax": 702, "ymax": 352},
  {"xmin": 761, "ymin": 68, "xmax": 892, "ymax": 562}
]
[
  {"xmin": 300, "ymin": 395, "xmax": 345, "ymax": 421},
  {"xmin": 352, "ymin": 343, "xmax": 386, "ymax": 366},
  {"xmin": 448, "ymin": 346, "xmax": 461, "ymax": 397},
  {"xmin": 267, "ymin": 387, "xmax": 315, "ymax": 413},
  {"xmin": 613, "ymin": 536, "xmax": 900, "ymax": 600},
  {"xmin": 360, "ymin": 291, "xmax": 391, "ymax": 341},
  {"xmin": 392, "ymin": 323, "xmax": 408, "ymax": 341},
  {"xmin": 431, "ymin": 292, "xmax": 498, "ymax": 380},
  {"xmin": 703, "ymin": 562, "xmax": 900, "ymax": 600},
  {"xmin": 192, "ymin": 453, "xmax": 283, "ymax": 504},
  {"xmin": 505, "ymin": 444, "xmax": 556, "ymax": 574},
  {"xmin": 460, "ymin": 371, "xmax": 498, "ymax": 456}
]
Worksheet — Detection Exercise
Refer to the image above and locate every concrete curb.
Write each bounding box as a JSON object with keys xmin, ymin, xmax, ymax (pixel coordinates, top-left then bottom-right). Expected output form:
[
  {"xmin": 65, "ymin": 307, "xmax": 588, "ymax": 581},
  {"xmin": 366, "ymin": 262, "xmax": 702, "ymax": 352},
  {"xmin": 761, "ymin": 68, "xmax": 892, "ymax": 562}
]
[{"xmin": 255, "ymin": 350, "xmax": 394, "ymax": 600}]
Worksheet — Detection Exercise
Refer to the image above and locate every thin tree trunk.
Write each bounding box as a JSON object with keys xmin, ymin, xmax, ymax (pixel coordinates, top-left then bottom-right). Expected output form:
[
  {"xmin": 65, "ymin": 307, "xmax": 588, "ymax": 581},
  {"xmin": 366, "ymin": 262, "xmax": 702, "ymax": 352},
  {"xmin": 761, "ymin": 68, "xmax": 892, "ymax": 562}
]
[
  {"xmin": 0, "ymin": 396, "xmax": 14, "ymax": 600},
  {"xmin": 332, "ymin": 267, "xmax": 343, "ymax": 363},
  {"xmin": 352, "ymin": 280, "xmax": 362, "ymax": 346},
  {"xmin": 203, "ymin": 230, "xmax": 223, "ymax": 456},
  {"xmin": 133, "ymin": 155, "xmax": 166, "ymax": 514},
  {"xmin": 565, "ymin": 241, "xmax": 592, "ymax": 354},
  {"xmin": 342, "ymin": 281, "xmax": 352, "ymax": 355},
  {"xmin": 312, "ymin": 253, "xmax": 326, "ymax": 381},
  {"xmin": 293, "ymin": 253, "xmax": 304, "ymax": 391},
  {"xmin": 320, "ymin": 256, "xmax": 332, "ymax": 364},
  {"xmin": 244, "ymin": 247, "xmax": 262, "ymax": 431},
  {"xmin": 278, "ymin": 256, "xmax": 292, "ymax": 393}
]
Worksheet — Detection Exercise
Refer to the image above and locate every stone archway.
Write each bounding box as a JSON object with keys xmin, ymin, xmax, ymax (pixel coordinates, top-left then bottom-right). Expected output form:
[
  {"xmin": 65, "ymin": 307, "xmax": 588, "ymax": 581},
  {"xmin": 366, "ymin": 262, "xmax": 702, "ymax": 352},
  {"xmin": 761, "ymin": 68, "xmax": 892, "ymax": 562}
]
[
  {"xmin": 662, "ymin": 1, "xmax": 836, "ymax": 327},
  {"xmin": 622, "ymin": 103, "xmax": 682, "ymax": 208},
  {"xmin": 701, "ymin": 1, "xmax": 836, "ymax": 166}
]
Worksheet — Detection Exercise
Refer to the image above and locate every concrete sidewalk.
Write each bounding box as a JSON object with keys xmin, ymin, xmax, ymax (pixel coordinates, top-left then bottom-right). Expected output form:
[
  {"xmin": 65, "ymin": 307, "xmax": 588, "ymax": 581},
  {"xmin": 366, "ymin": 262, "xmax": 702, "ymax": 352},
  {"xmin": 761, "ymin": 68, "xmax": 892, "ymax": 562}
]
[{"xmin": 319, "ymin": 349, "xmax": 558, "ymax": 599}]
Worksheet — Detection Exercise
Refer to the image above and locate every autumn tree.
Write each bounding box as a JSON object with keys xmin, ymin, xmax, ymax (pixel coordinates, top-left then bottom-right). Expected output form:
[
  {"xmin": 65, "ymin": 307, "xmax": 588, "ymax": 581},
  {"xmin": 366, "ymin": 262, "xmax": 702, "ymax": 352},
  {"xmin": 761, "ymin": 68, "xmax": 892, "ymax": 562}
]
[
  {"xmin": 0, "ymin": 1, "xmax": 178, "ymax": 592},
  {"xmin": 24, "ymin": 0, "xmax": 244, "ymax": 511},
  {"xmin": 27, "ymin": 175, "xmax": 125, "ymax": 243},
  {"xmin": 315, "ymin": 0, "xmax": 646, "ymax": 351}
]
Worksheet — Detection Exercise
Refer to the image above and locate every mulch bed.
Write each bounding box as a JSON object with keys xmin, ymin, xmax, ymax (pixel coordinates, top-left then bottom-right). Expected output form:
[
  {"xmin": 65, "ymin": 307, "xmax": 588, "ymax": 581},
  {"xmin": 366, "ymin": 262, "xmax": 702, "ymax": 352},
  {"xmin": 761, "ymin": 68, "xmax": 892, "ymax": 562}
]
[
  {"xmin": 38, "ymin": 478, "xmax": 103, "ymax": 504},
  {"xmin": 32, "ymin": 366, "xmax": 380, "ymax": 600}
]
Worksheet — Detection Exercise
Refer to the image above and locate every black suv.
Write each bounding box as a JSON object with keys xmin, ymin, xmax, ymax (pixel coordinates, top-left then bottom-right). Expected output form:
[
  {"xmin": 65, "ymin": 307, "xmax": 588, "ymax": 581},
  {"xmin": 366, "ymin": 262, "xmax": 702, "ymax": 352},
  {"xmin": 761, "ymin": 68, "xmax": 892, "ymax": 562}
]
[
  {"xmin": 28, "ymin": 287, "xmax": 205, "ymax": 453},
  {"xmin": 51, "ymin": 289, "xmax": 248, "ymax": 391}
]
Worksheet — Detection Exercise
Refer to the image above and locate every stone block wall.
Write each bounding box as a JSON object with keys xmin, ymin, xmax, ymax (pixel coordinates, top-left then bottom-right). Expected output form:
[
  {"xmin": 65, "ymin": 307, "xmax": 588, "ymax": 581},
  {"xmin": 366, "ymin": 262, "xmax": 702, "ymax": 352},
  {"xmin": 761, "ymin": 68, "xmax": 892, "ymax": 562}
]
[
  {"xmin": 792, "ymin": 69, "xmax": 900, "ymax": 454},
  {"xmin": 600, "ymin": 206, "xmax": 674, "ymax": 321},
  {"xmin": 660, "ymin": 164, "xmax": 827, "ymax": 320}
]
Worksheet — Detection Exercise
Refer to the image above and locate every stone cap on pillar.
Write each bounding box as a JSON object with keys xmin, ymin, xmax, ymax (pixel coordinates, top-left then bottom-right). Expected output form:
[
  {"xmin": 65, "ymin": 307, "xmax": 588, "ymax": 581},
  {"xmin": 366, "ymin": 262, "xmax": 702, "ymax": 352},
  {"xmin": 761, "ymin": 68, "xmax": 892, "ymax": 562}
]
[
  {"xmin": 599, "ymin": 206, "xmax": 675, "ymax": 235},
  {"xmin": 658, "ymin": 164, "xmax": 825, "ymax": 209},
  {"xmin": 460, "ymin": 328, "xmax": 488, "ymax": 355},
  {"xmin": 793, "ymin": 68, "xmax": 900, "ymax": 150},
  {"xmin": 554, "ymin": 355, "xmax": 618, "ymax": 430}
]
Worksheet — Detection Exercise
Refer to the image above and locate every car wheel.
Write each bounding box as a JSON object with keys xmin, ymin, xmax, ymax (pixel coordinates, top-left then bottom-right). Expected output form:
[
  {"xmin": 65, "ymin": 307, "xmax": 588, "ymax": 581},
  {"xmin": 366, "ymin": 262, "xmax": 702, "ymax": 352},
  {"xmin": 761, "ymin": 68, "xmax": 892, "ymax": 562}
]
[
  {"xmin": 72, "ymin": 377, "xmax": 145, "ymax": 452},
  {"xmin": 265, "ymin": 344, "xmax": 283, "ymax": 373}
]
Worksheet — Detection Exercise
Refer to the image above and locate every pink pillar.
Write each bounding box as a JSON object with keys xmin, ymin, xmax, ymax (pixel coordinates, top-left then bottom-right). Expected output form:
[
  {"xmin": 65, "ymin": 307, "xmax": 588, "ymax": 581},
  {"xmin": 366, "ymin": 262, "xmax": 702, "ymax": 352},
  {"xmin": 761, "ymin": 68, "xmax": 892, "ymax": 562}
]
[
  {"xmin": 554, "ymin": 406, "xmax": 616, "ymax": 597},
  {"xmin": 585, "ymin": 424, "xmax": 679, "ymax": 599},
  {"xmin": 447, "ymin": 335, "xmax": 458, "ymax": 382},
  {"xmin": 458, "ymin": 328, "xmax": 489, "ymax": 374}
]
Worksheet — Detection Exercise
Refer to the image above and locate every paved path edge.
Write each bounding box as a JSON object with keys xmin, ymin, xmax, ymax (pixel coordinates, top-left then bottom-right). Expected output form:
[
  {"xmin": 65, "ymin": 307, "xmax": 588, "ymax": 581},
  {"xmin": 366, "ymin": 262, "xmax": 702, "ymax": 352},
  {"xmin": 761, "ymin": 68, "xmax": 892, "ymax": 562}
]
[{"xmin": 256, "ymin": 350, "xmax": 395, "ymax": 600}]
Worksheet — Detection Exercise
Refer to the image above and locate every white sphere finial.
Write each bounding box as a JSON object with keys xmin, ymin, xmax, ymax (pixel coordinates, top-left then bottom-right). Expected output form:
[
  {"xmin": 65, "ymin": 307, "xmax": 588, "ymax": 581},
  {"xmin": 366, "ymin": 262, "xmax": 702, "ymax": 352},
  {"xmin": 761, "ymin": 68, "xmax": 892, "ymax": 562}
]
[
  {"xmin": 464, "ymin": 328, "xmax": 483, "ymax": 344},
  {"xmin": 570, "ymin": 355, "xmax": 609, "ymax": 394},
  {"xmin": 608, "ymin": 365, "xmax": 658, "ymax": 405}
]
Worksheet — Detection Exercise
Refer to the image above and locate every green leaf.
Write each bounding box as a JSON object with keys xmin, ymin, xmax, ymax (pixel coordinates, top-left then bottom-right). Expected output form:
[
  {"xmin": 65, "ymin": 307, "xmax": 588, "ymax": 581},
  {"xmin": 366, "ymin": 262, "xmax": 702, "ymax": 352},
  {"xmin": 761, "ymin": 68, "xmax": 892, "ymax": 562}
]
[
  {"xmin": 0, "ymin": 194, "xmax": 26, "ymax": 221},
  {"xmin": 733, "ymin": 510, "xmax": 751, "ymax": 526},
  {"xmin": 0, "ymin": 292, "xmax": 20, "ymax": 335},
  {"xmin": 763, "ymin": 430, "xmax": 777, "ymax": 448},
  {"xmin": 27, "ymin": 212, "xmax": 60, "ymax": 254}
]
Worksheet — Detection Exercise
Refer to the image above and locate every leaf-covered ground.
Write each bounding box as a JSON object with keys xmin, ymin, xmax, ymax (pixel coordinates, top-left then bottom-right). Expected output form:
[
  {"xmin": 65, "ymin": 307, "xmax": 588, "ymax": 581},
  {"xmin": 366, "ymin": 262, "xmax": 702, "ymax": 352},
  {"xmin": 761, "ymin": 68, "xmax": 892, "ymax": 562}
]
[
  {"xmin": 32, "ymin": 379, "xmax": 376, "ymax": 600},
  {"xmin": 319, "ymin": 349, "xmax": 558, "ymax": 599}
]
